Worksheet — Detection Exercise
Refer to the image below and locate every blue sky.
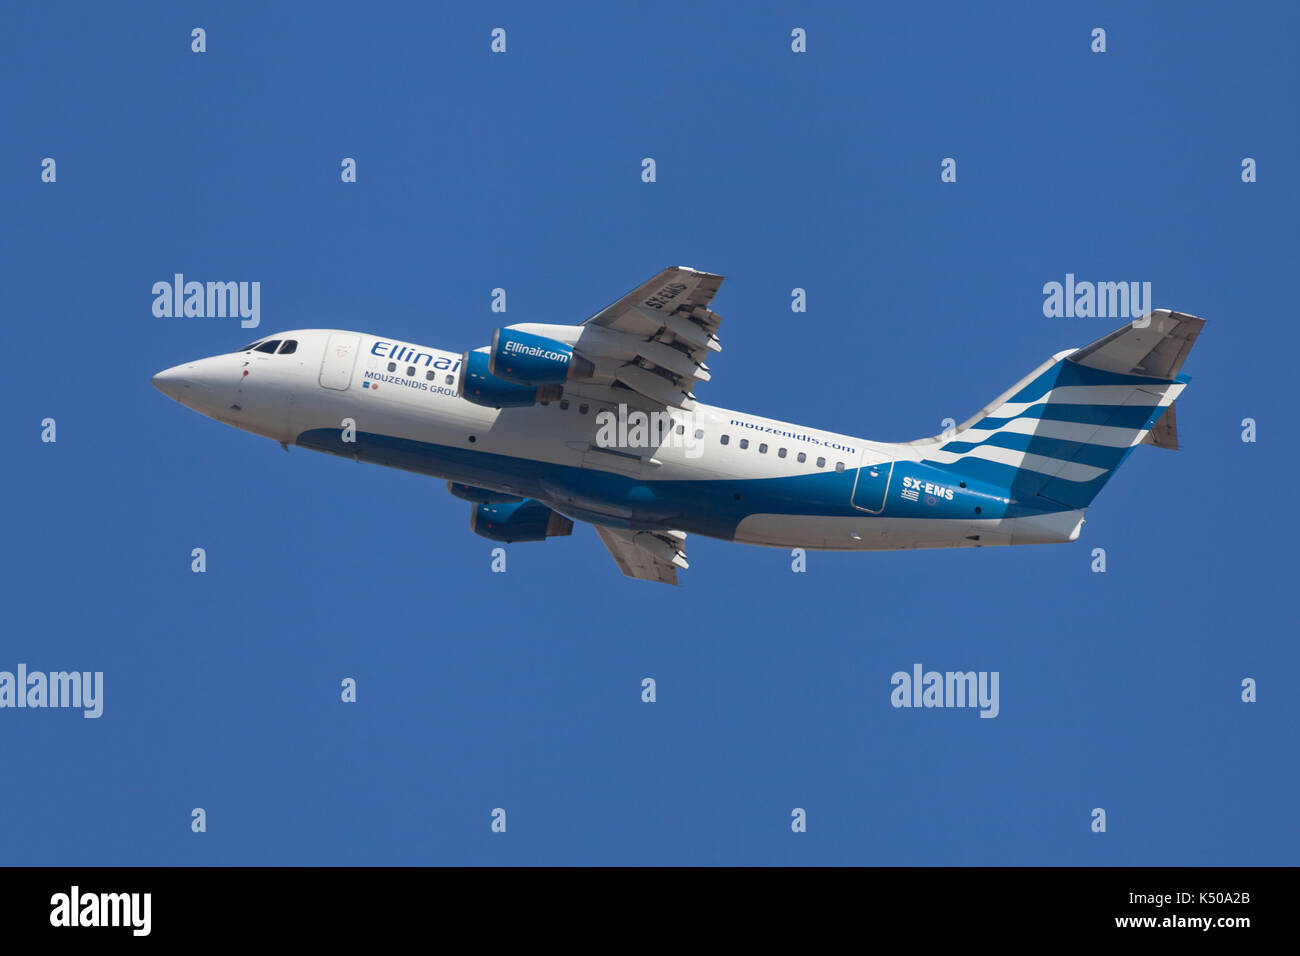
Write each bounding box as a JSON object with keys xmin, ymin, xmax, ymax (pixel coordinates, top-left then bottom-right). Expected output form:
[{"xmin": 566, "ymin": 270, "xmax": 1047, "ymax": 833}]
[{"xmin": 2, "ymin": 1, "xmax": 1296, "ymax": 865}]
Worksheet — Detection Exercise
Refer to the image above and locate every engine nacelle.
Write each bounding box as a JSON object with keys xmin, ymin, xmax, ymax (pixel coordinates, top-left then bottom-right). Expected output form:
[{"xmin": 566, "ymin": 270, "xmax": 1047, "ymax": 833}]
[
  {"xmin": 489, "ymin": 328, "xmax": 594, "ymax": 386},
  {"xmin": 447, "ymin": 481, "xmax": 522, "ymax": 505},
  {"xmin": 458, "ymin": 350, "xmax": 558, "ymax": 408},
  {"xmin": 469, "ymin": 499, "xmax": 575, "ymax": 543}
]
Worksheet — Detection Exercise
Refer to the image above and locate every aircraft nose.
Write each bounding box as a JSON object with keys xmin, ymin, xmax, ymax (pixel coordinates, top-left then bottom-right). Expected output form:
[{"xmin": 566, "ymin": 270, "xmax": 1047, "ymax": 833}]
[{"xmin": 152, "ymin": 364, "xmax": 192, "ymax": 402}]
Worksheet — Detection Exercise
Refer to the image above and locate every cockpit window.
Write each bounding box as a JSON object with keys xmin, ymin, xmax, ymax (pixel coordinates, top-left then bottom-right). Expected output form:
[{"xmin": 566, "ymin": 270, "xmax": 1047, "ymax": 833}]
[
  {"xmin": 254, "ymin": 340, "xmax": 281, "ymax": 354},
  {"xmin": 277, "ymin": 340, "xmax": 298, "ymax": 355},
  {"xmin": 234, "ymin": 340, "xmax": 263, "ymax": 353}
]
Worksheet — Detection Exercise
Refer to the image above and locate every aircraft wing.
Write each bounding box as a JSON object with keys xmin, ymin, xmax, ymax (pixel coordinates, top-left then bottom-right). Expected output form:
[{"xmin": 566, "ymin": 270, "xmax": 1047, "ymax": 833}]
[
  {"xmin": 576, "ymin": 266, "xmax": 724, "ymax": 411},
  {"xmin": 594, "ymin": 526, "xmax": 689, "ymax": 585},
  {"xmin": 499, "ymin": 266, "xmax": 725, "ymax": 411}
]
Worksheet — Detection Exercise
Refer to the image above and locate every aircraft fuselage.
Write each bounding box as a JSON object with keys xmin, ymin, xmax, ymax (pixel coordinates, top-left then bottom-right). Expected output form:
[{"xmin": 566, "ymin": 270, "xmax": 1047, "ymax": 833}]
[{"xmin": 153, "ymin": 328, "xmax": 1084, "ymax": 553}]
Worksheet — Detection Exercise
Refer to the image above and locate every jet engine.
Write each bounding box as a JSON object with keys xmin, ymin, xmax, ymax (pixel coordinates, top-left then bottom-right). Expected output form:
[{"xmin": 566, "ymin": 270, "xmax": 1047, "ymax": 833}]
[
  {"xmin": 457, "ymin": 350, "xmax": 554, "ymax": 408},
  {"xmin": 489, "ymin": 328, "xmax": 594, "ymax": 386},
  {"xmin": 469, "ymin": 499, "xmax": 575, "ymax": 543}
]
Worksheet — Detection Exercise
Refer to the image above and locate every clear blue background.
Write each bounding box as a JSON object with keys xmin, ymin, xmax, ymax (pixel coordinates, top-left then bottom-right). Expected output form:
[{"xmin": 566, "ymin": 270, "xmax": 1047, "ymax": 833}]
[{"xmin": 2, "ymin": 1, "xmax": 1295, "ymax": 865}]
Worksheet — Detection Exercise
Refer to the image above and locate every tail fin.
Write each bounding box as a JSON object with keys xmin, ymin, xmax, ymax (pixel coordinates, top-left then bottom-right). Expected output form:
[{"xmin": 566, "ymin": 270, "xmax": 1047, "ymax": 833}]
[{"xmin": 907, "ymin": 311, "xmax": 1205, "ymax": 510}]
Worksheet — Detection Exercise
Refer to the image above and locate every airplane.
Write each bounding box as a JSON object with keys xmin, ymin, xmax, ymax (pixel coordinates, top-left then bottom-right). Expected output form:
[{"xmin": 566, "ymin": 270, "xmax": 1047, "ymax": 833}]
[{"xmin": 153, "ymin": 266, "xmax": 1204, "ymax": 584}]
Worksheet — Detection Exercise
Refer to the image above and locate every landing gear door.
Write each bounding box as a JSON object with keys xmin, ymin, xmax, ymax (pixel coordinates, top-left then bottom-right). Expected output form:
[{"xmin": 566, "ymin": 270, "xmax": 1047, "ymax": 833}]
[
  {"xmin": 851, "ymin": 450, "xmax": 893, "ymax": 513},
  {"xmin": 319, "ymin": 334, "xmax": 360, "ymax": 390}
]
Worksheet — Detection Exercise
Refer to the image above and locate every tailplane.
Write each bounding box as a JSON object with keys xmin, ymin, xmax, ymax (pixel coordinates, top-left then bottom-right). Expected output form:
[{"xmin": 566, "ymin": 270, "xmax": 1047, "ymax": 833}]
[{"xmin": 905, "ymin": 311, "xmax": 1205, "ymax": 510}]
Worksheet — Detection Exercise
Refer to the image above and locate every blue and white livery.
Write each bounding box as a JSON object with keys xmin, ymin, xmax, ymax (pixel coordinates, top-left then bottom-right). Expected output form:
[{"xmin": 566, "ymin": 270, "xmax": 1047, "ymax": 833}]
[{"xmin": 153, "ymin": 266, "xmax": 1205, "ymax": 584}]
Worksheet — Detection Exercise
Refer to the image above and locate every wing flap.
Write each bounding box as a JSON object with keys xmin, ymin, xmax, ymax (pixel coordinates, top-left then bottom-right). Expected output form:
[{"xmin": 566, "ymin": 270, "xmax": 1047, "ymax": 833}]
[
  {"xmin": 594, "ymin": 526, "xmax": 688, "ymax": 585},
  {"xmin": 504, "ymin": 267, "xmax": 725, "ymax": 411},
  {"xmin": 580, "ymin": 266, "xmax": 724, "ymax": 409}
]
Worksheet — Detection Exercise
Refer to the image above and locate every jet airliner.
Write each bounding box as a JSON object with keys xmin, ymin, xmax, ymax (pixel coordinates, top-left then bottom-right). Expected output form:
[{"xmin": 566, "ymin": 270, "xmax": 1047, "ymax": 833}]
[{"xmin": 153, "ymin": 266, "xmax": 1204, "ymax": 584}]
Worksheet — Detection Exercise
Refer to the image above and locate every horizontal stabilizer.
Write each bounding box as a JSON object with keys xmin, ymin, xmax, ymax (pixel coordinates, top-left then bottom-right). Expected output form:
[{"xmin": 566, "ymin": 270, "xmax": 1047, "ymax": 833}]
[{"xmin": 1070, "ymin": 310, "xmax": 1204, "ymax": 380}]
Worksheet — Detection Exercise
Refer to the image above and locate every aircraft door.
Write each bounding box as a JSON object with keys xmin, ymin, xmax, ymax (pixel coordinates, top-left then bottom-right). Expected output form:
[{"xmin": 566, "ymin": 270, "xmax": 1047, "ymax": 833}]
[
  {"xmin": 319, "ymin": 333, "xmax": 360, "ymax": 390},
  {"xmin": 851, "ymin": 450, "xmax": 893, "ymax": 513}
]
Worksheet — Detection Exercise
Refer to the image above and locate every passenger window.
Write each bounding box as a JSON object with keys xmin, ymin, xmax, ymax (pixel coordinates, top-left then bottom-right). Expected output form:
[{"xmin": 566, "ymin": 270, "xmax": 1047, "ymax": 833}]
[
  {"xmin": 255, "ymin": 340, "xmax": 280, "ymax": 354},
  {"xmin": 739, "ymin": 439, "xmax": 749, "ymax": 450},
  {"xmin": 816, "ymin": 457, "xmax": 826, "ymax": 468},
  {"xmin": 579, "ymin": 404, "xmax": 589, "ymax": 414},
  {"xmin": 759, "ymin": 443, "xmax": 768, "ymax": 454},
  {"xmin": 387, "ymin": 362, "xmax": 396, "ymax": 372},
  {"xmin": 797, "ymin": 452, "xmax": 807, "ymax": 463},
  {"xmin": 425, "ymin": 370, "xmax": 435, "ymax": 381},
  {"xmin": 720, "ymin": 435, "xmax": 729, "ymax": 445},
  {"xmin": 445, "ymin": 374, "xmax": 454, "ymax": 385},
  {"xmin": 406, "ymin": 366, "xmax": 416, "ymax": 376},
  {"xmin": 560, "ymin": 400, "xmax": 570, "ymax": 410},
  {"xmin": 695, "ymin": 429, "xmax": 704, "ymax": 439},
  {"xmin": 277, "ymin": 340, "xmax": 298, "ymax": 355},
  {"xmin": 835, "ymin": 461, "xmax": 845, "ymax": 473},
  {"xmin": 778, "ymin": 448, "xmax": 787, "ymax": 459}
]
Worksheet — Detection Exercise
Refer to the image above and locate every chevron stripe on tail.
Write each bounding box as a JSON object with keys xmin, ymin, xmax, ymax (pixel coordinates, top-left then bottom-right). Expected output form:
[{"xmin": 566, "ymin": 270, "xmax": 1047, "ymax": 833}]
[{"xmin": 907, "ymin": 311, "xmax": 1205, "ymax": 510}]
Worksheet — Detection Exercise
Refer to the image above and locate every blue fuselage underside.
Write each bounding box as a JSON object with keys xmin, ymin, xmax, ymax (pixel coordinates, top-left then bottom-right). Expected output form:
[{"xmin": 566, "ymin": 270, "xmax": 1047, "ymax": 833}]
[{"xmin": 295, "ymin": 428, "xmax": 1063, "ymax": 540}]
